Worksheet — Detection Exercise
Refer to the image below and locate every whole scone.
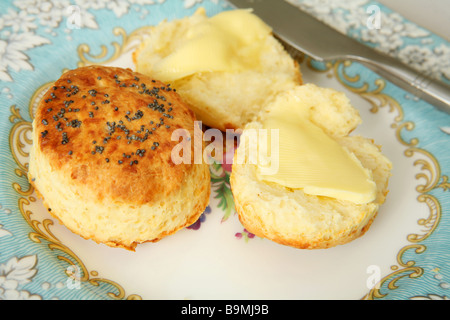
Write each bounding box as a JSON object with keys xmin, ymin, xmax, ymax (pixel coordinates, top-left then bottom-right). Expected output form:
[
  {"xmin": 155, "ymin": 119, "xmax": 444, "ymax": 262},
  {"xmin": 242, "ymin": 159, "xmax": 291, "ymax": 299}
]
[
  {"xmin": 133, "ymin": 8, "xmax": 302, "ymax": 131},
  {"xmin": 28, "ymin": 65, "xmax": 210, "ymax": 251},
  {"xmin": 230, "ymin": 84, "xmax": 392, "ymax": 249}
]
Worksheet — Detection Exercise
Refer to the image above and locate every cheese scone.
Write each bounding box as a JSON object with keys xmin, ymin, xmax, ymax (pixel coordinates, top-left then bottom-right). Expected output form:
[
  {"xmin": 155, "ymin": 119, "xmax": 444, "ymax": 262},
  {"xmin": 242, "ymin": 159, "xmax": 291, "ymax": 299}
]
[
  {"xmin": 28, "ymin": 65, "xmax": 210, "ymax": 251},
  {"xmin": 133, "ymin": 8, "xmax": 302, "ymax": 131},
  {"xmin": 230, "ymin": 84, "xmax": 392, "ymax": 249}
]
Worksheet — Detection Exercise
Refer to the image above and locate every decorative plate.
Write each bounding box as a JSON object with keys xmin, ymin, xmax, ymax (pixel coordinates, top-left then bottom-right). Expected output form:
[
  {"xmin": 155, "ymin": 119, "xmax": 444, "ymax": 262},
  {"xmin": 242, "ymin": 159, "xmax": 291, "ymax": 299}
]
[{"xmin": 0, "ymin": 0, "xmax": 449, "ymax": 300}]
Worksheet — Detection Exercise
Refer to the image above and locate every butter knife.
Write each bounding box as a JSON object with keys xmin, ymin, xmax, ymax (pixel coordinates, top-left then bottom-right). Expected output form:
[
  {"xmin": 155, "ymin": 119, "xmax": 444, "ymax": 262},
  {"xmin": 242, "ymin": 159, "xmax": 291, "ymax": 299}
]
[{"xmin": 227, "ymin": 0, "xmax": 450, "ymax": 114}]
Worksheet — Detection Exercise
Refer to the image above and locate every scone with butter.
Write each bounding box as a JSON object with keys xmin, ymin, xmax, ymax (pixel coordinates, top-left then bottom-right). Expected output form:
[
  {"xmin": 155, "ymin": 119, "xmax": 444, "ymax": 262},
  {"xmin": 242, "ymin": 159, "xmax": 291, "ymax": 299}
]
[
  {"xmin": 230, "ymin": 84, "xmax": 392, "ymax": 249},
  {"xmin": 133, "ymin": 8, "xmax": 302, "ymax": 131},
  {"xmin": 28, "ymin": 65, "xmax": 210, "ymax": 251}
]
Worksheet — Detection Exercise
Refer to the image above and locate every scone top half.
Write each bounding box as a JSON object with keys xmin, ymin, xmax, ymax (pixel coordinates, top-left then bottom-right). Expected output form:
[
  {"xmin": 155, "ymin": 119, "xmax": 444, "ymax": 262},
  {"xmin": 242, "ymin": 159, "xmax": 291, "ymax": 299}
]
[
  {"xmin": 28, "ymin": 66, "xmax": 210, "ymax": 250},
  {"xmin": 133, "ymin": 8, "xmax": 303, "ymax": 132}
]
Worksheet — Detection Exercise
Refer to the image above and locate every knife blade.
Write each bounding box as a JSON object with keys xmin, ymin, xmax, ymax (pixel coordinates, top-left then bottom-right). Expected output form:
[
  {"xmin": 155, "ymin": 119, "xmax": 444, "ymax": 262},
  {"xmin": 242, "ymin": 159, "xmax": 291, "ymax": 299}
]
[{"xmin": 227, "ymin": 0, "xmax": 450, "ymax": 114}]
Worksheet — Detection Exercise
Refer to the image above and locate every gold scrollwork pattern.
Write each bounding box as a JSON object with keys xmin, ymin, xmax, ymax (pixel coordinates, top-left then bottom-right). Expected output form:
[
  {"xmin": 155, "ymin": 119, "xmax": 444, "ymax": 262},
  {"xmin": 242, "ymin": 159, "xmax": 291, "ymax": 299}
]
[
  {"xmin": 311, "ymin": 60, "xmax": 446, "ymax": 299},
  {"xmin": 364, "ymin": 245, "xmax": 426, "ymax": 300},
  {"xmin": 77, "ymin": 26, "xmax": 155, "ymax": 67},
  {"xmin": 9, "ymin": 88, "xmax": 141, "ymax": 300}
]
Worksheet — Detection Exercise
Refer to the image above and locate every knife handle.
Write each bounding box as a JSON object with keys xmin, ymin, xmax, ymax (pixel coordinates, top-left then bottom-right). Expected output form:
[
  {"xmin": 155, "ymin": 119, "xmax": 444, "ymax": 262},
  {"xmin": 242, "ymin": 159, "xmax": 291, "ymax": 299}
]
[{"xmin": 351, "ymin": 53, "xmax": 450, "ymax": 114}]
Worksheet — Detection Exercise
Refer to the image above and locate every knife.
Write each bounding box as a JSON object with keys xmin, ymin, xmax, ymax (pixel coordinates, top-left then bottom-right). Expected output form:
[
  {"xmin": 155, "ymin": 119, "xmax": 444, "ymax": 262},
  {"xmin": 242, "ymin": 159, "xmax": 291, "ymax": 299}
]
[{"xmin": 227, "ymin": 0, "xmax": 450, "ymax": 114}]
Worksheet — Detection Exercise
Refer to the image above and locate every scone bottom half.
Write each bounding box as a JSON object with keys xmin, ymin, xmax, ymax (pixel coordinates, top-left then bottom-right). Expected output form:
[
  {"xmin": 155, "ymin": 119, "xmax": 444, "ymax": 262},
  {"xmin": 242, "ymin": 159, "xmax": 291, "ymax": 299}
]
[
  {"xmin": 28, "ymin": 65, "xmax": 210, "ymax": 251},
  {"xmin": 229, "ymin": 86, "xmax": 393, "ymax": 250}
]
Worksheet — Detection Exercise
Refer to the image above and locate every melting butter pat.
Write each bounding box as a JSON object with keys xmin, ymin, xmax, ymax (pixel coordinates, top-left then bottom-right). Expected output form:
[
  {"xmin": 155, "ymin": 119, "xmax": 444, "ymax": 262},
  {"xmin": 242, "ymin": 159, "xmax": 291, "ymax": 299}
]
[
  {"xmin": 152, "ymin": 9, "xmax": 272, "ymax": 82},
  {"xmin": 256, "ymin": 97, "xmax": 377, "ymax": 204}
]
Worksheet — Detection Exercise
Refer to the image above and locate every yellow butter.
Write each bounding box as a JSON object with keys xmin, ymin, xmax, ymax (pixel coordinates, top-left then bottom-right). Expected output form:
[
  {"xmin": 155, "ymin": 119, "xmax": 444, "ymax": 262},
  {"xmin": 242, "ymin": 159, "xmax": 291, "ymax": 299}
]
[
  {"xmin": 152, "ymin": 9, "xmax": 272, "ymax": 82},
  {"xmin": 256, "ymin": 95, "xmax": 377, "ymax": 204}
]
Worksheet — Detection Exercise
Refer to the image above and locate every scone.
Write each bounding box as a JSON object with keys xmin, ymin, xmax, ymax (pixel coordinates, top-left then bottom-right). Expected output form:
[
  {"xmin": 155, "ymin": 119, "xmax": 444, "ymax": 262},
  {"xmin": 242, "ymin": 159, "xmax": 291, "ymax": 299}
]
[
  {"xmin": 28, "ymin": 65, "xmax": 210, "ymax": 251},
  {"xmin": 230, "ymin": 84, "xmax": 392, "ymax": 249},
  {"xmin": 133, "ymin": 8, "xmax": 302, "ymax": 131}
]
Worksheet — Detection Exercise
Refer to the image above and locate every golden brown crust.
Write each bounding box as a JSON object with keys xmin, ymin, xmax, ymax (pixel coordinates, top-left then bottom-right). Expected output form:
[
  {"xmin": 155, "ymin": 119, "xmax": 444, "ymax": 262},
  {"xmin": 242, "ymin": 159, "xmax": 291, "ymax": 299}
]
[
  {"xmin": 293, "ymin": 61, "xmax": 303, "ymax": 85},
  {"xmin": 28, "ymin": 162, "xmax": 211, "ymax": 251},
  {"xmin": 34, "ymin": 65, "xmax": 197, "ymax": 206}
]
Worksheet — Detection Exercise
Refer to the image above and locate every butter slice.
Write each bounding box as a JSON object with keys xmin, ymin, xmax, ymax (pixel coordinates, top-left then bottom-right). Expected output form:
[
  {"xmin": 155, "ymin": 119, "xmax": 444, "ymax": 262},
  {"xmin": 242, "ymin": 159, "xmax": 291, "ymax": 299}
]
[
  {"xmin": 256, "ymin": 96, "xmax": 377, "ymax": 204},
  {"xmin": 152, "ymin": 9, "xmax": 272, "ymax": 82}
]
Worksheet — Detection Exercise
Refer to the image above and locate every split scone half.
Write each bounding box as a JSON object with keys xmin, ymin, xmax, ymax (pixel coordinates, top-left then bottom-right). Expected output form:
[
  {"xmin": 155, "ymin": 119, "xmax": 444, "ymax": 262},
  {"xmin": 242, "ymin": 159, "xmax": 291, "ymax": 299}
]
[
  {"xmin": 230, "ymin": 84, "xmax": 392, "ymax": 249},
  {"xmin": 133, "ymin": 8, "xmax": 302, "ymax": 131},
  {"xmin": 28, "ymin": 65, "xmax": 210, "ymax": 251}
]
